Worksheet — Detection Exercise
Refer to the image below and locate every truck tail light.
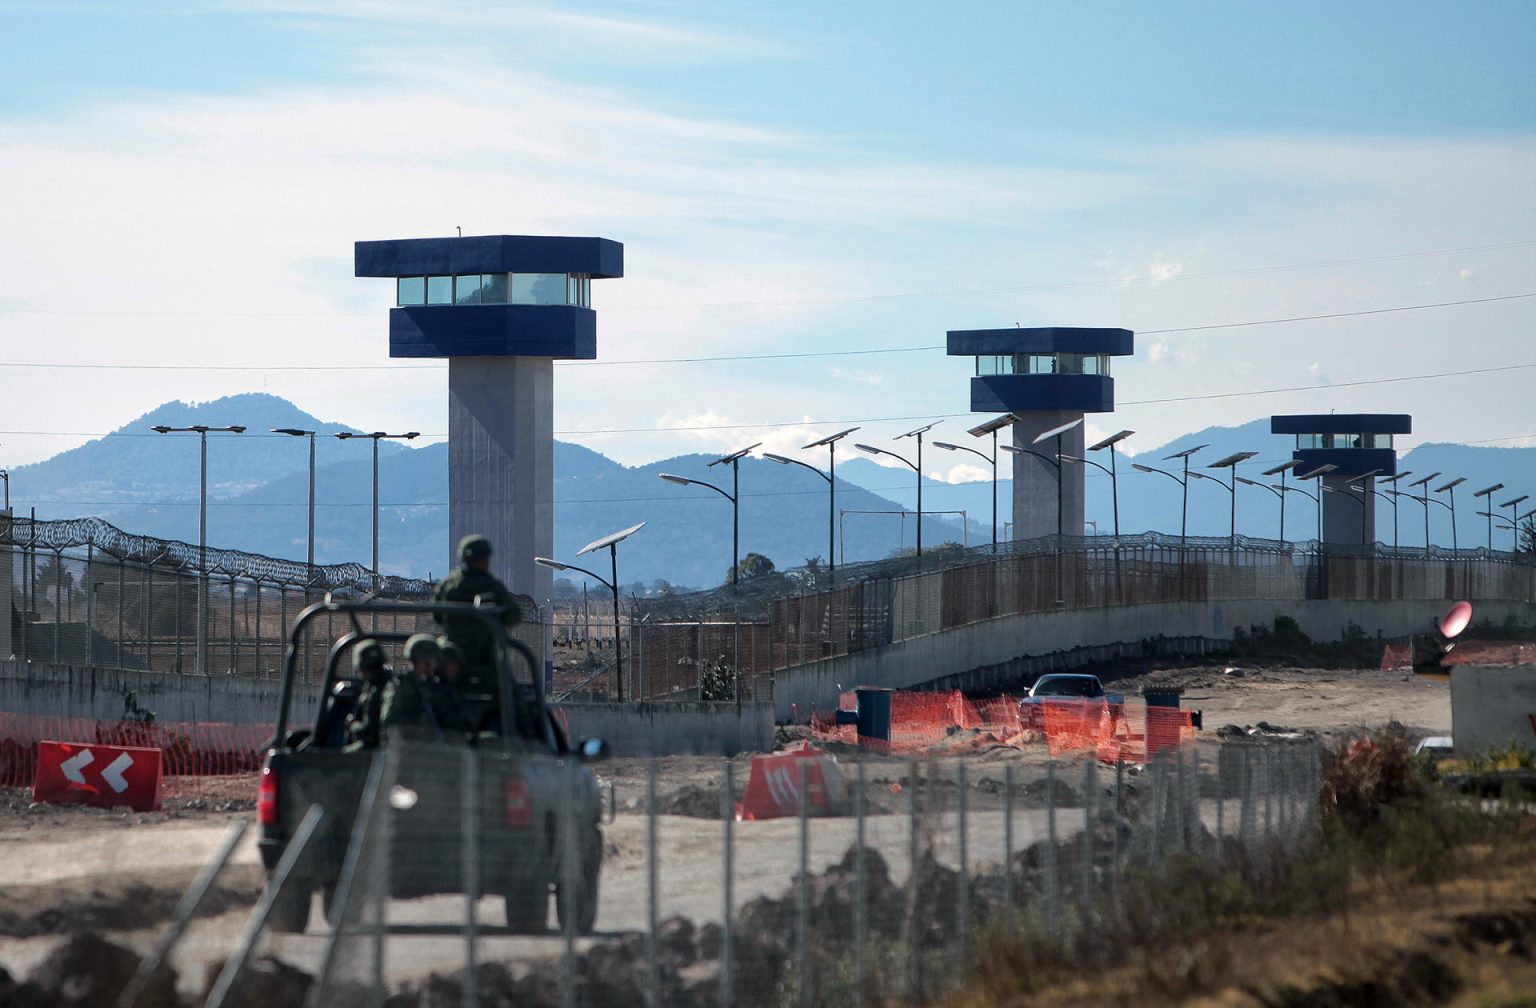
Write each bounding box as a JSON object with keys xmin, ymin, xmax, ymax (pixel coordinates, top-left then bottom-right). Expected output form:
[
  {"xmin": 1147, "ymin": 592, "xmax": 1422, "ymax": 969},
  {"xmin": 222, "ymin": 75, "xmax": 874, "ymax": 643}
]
[
  {"xmin": 257, "ymin": 766, "xmax": 279, "ymax": 825},
  {"xmin": 505, "ymin": 777, "xmax": 531, "ymax": 829}
]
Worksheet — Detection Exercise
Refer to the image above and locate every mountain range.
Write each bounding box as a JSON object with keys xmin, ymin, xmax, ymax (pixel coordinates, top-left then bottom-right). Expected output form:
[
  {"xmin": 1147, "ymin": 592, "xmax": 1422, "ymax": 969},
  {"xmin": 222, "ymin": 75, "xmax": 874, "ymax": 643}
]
[{"xmin": 8, "ymin": 394, "xmax": 1532, "ymax": 588}]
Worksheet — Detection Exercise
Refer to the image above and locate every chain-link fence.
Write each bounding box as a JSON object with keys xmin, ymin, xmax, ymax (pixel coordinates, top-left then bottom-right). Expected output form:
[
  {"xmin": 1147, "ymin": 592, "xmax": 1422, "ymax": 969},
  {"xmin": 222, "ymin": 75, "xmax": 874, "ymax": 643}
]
[
  {"xmin": 0, "ymin": 513, "xmax": 547, "ymax": 683},
  {"xmin": 630, "ymin": 532, "xmax": 1536, "ymax": 699},
  {"xmin": 160, "ymin": 737, "xmax": 1320, "ymax": 1008}
]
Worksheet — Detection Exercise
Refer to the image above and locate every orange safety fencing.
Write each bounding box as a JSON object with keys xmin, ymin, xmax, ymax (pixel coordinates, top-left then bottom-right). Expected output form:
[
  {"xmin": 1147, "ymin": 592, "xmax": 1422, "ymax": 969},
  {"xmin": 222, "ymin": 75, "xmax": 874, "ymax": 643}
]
[
  {"xmin": 808, "ymin": 689, "xmax": 1195, "ymax": 763},
  {"xmin": 0, "ymin": 712, "xmax": 273, "ymax": 803}
]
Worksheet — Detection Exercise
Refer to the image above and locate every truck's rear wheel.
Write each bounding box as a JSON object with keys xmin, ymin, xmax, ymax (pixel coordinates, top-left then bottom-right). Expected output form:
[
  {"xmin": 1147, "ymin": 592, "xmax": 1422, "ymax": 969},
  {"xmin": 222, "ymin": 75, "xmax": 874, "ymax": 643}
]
[
  {"xmin": 555, "ymin": 829, "xmax": 600, "ymax": 936},
  {"xmin": 504, "ymin": 884, "xmax": 549, "ymax": 933},
  {"xmin": 267, "ymin": 880, "xmax": 313, "ymax": 934}
]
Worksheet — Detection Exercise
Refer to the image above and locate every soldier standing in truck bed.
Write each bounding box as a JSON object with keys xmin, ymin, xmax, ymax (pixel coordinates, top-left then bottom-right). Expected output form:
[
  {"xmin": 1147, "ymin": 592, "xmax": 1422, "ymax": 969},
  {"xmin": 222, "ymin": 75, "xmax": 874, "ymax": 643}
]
[
  {"xmin": 433, "ymin": 535, "xmax": 521, "ymax": 701},
  {"xmin": 344, "ymin": 639, "xmax": 389, "ymax": 752}
]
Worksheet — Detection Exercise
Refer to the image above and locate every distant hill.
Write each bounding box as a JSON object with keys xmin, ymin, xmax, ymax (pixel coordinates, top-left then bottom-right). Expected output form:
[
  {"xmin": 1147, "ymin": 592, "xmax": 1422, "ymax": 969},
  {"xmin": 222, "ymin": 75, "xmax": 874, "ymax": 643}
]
[{"xmin": 9, "ymin": 396, "xmax": 1532, "ymax": 584}]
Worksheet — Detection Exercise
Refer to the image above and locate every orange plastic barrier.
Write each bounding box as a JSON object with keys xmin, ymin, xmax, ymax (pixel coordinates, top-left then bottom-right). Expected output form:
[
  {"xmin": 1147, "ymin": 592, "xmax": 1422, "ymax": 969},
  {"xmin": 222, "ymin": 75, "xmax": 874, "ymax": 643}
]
[
  {"xmin": 735, "ymin": 746, "xmax": 845, "ymax": 821},
  {"xmin": 809, "ymin": 691, "xmax": 1195, "ymax": 763}
]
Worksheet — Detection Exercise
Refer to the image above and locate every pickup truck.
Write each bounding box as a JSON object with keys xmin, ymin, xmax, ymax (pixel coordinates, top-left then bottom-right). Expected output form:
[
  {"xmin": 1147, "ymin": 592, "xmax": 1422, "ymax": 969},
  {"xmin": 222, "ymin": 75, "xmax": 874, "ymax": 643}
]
[
  {"xmin": 1018, "ymin": 673, "xmax": 1123, "ymax": 731},
  {"xmin": 256, "ymin": 597, "xmax": 608, "ymax": 935}
]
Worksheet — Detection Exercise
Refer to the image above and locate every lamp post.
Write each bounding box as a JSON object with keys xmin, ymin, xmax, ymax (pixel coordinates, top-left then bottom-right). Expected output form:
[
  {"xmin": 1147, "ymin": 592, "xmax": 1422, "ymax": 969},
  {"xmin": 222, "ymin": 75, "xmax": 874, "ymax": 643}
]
[
  {"xmin": 1478, "ymin": 505, "xmax": 1534, "ymax": 549},
  {"xmin": 1434, "ymin": 477, "xmax": 1466, "ymax": 551},
  {"xmin": 1131, "ymin": 461, "xmax": 1186, "ymax": 536},
  {"xmin": 536, "ymin": 522, "xmax": 643, "ymax": 702},
  {"xmin": 0, "ymin": 468, "xmax": 8, "ymax": 512},
  {"xmin": 1235, "ymin": 475, "xmax": 1284, "ymax": 534},
  {"xmin": 1295, "ymin": 465, "xmax": 1337, "ymax": 545},
  {"xmin": 1406, "ymin": 472, "xmax": 1441, "ymax": 554},
  {"xmin": 335, "ymin": 430, "xmax": 419, "ymax": 579},
  {"xmin": 1258, "ymin": 460, "xmax": 1300, "ymax": 542},
  {"xmin": 272, "ymin": 428, "xmax": 318, "ymax": 582},
  {"xmin": 772, "ymin": 426, "xmax": 858, "ymax": 573},
  {"xmin": 151, "ymin": 423, "xmax": 246, "ymax": 675},
  {"xmin": 1203, "ymin": 452, "xmax": 1258, "ymax": 544},
  {"xmin": 661, "ymin": 444, "xmax": 759, "ymax": 585},
  {"xmin": 856, "ymin": 423, "xmax": 936, "ymax": 556},
  {"xmin": 1373, "ymin": 472, "xmax": 1413, "ymax": 549},
  {"xmin": 1473, "ymin": 484, "xmax": 1505, "ymax": 551},
  {"xmin": 934, "ymin": 415, "xmax": 1008, "ymax": 552},
  {"xmin": 1331, "ymin": 468, "xmax": 1383, "ymax": 547},
  {"xmin": 1500, "ymin": 495, "xmax": 1530, "ymax": 551},
  {"xmin": 1001, "ymin": 417, "xmax": 1083, "ymax": 540},
  {"xmin": 1086, "ymin": 429, "xmax": 1134, "ymax": 538}
]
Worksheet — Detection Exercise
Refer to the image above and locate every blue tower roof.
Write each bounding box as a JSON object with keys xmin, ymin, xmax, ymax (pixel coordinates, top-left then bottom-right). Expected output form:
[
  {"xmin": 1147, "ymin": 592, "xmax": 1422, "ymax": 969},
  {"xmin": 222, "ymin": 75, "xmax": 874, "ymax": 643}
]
[
  {"xmin": 946, "ymin": 327, "xmax": 1133, "ymax": 356},
  {"xmin": 1271, "ymin": 414, "xmax": 1412, "ymax": 435},
  {"xmin": 355, "ymin": 235, "xmax": 623, "ymax": 279}
]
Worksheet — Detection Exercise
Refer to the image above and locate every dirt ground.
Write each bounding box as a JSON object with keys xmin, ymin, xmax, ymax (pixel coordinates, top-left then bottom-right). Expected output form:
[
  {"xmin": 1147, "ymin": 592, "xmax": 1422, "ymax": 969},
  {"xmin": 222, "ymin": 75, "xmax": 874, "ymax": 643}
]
[{"xmin": 0, "ymin": 660, "xmax": 1454, "ymax": 1000}]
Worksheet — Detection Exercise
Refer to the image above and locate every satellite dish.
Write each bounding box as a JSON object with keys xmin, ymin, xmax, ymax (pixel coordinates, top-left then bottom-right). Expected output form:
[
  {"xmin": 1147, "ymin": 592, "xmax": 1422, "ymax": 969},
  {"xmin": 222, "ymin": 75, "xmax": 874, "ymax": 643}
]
[{"xmin": 1438, "ymin": 600, "xmax": 1473, "ymax": 640}]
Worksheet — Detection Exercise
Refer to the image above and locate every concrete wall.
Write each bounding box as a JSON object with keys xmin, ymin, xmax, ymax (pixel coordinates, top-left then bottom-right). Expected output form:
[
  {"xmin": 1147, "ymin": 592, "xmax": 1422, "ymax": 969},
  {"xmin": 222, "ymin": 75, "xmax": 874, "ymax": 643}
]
[
  {"xmin": 0, "ymin": 659, "xmax": 302, "ymax": 725},
  {"xmin": 1451, "ymin": 663, "xmax": 1536, "ymax": 756},
  {"xmin": 559, "ymin": 700, "xmax": 775, "ymax": 758},
  {"xmin": 772, "ymin": 596, "xmax": 1536, "ymax": 722}
]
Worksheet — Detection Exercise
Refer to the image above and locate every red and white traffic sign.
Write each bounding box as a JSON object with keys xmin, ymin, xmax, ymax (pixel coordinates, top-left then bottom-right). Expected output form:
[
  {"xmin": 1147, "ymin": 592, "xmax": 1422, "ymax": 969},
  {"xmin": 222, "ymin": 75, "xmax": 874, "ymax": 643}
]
[{"xmin": 33, "ymin": 740, "xmax": 162, "ymax": 812}]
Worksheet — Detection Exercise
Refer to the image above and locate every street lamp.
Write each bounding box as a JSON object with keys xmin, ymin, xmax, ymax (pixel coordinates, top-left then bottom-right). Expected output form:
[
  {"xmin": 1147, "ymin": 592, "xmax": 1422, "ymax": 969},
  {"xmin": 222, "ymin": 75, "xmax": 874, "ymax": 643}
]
[
  {"xmin": 856, "ymin": 423, "xmax": 937, "ymax": 556},
  {"xmin": 151, "ymin": 423, "xmax": 246, "ymax": 675},
  {"xmin": 1295, "ymin": 464, "xmax": 1337, "ymax": 545},
  {"xmin": 1500, "ymin": 495, "xmax": 1530, "ymax": 551},
  {"xmin": 0, "ymin": 468, "xmax": 8, "ymax": 512},
  {"xmin": 1131, "ymin": 461, "xmax": 1186, "ymax": 542},
  {"xmin": 1473, "ymin": 484, "xmax": 1505, "ymax": 550},
  {"xmin": 660, "ymin": 444, "xmax": 759, "ymax": 585},
  {"xmin": 1370, "ymin": 472, "xmax": 1413, "ymax": 549},
  {"xmin": 767, "ymin": 426, "xmax": 858, "ymax": 573},
  {"xmin": 1259, "ymin": 460, "xmax": 1300, "ymax": 542},
  {"xmin": 1434, "ymin": 477, "xmax": 1466, "ymax": 551},
  {"xmin": 536, "ymin": 521, "xmax": 644, "ymax": 702},
  {"xmin": 1204, "ymin": 451, "xmax": 1258, "ymax": 544},
  {"xmin": 335, "ymin": 430, "xmax": 420, "ymax": 578},
  {"xmin": 272, "ymin": 428, "xmax": 318, "ymax": 581},
  {"xmin": 1406, "ymin": 472, "xmax": 1441, "ymax": 553},
  {"xmin": 1085, "ymin": 429, "xmax": 1135, "ymax": 538},
  {"xmin": 1000, "ymin": 418, "xmax": 1084, "ymax": 540},
  {"xmin": 934, "ymin": 413, "xmax": 1010, "ymax": 552}
]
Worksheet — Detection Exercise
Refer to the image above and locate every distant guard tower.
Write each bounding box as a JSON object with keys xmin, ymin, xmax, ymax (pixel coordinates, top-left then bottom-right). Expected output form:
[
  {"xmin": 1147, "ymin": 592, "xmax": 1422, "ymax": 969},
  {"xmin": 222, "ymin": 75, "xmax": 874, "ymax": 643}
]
[
  {"xmin": 946, "ymin": 327, "xmax": 1134, "ymax": 540},
  {"xmin": 1271, "ymin": 413, "xmax": 1410, "ymax": 546},
  {"xmin": 354, "ymin": 234, "xmax": 624, "ymax": 608}
]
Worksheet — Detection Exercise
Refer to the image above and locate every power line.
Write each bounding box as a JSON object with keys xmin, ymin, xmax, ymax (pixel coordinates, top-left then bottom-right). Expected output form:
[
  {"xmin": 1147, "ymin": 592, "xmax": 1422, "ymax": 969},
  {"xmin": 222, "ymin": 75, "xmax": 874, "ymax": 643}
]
[
  {"xmin": 1, "ymin": 359, "xmax": 1532, "ymax": 442},
  {"xmin": 2, "ymin": 292, "xmax": 1532, "ymax": 373},
  {"xmin": 1, "ymin": 239, "xmax": 1531, "ymax": 319}
]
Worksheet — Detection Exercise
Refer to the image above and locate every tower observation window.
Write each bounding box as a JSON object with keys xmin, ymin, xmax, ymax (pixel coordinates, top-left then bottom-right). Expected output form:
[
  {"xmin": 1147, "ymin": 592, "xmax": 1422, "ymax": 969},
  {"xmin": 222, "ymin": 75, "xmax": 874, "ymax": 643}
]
[{"xmin": 395, "ymin": 273, "xmax": 593, "ymax": 307}]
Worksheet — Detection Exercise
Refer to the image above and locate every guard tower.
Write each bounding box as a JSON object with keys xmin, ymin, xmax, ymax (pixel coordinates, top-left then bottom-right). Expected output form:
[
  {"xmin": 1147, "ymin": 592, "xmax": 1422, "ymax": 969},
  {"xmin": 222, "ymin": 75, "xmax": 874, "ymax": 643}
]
[
  {"xmin": 946, "ymin": 327, "xmax": 1134, "ymax": 540},
  {"xmin": 354, "ymin": 234, "xmax": 623, "ymax": 607},
  {"xmin": 1271, "ymin": 413, "xmax": 1410, "ymax": 546}
]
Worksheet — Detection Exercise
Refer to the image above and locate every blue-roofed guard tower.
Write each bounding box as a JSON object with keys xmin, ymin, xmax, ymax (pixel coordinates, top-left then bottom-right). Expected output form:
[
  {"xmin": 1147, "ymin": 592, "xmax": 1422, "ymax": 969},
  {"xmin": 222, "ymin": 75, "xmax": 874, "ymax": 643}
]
[
  {"xmin": 355, "ymin": 234, "xmax": 623, "ymax": 613},
  {"xmin": 947, "ymin": 327, "xmax": 1134, "ymax": 540},
  {"xmin": 1271, "ymin": 413, "xmax": 1411, "ymax": 546}
]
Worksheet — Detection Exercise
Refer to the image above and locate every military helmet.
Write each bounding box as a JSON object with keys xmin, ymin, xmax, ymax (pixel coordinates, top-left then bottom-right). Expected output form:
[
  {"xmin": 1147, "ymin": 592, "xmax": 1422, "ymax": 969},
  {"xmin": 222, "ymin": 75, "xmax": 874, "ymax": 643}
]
[
  {"xmin": 459, "ymin": 534, "xmax": 493, "ymax": 561},
  {"xmin": 436, "ymin": 637, "xmax": 464, "ymax": 665},
  {"xmin": 405, "ymin": 632, "xmax": 440, "ymax": 660},
  {"xmin": 353, "ymin": 638, "xmax": 385, "ymax": 672}
]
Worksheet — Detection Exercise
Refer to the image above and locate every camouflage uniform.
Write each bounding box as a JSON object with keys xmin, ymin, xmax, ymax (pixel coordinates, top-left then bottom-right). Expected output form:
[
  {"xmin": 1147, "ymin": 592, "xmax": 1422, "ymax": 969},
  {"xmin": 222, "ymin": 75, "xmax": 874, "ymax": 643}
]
[
  {"xmin": 432, "ymin": 535, "xmax": 520, "ymax": 699},
  {"xmin": 382, "ymin": 633, "xmax": 442, "ymax": 731},
  {"xmin": 345, "ymin": 639, "xmax": 389, "ymax": 752}
]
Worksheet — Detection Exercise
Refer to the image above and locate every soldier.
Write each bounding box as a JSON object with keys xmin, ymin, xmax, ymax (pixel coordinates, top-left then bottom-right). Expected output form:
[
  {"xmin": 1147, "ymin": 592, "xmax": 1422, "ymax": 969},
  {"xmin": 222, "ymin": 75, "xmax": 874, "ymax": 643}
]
[
  {"xmin": 382, "ymin": 633, "xmax": 441, "ymax": 732},
  {"xmin": 433, "ymin": 535, "xmax": 521, "ymax": 700},
  {"xmin": 344, "ymin": 639, "xmax": 389, "ymax": 752}
]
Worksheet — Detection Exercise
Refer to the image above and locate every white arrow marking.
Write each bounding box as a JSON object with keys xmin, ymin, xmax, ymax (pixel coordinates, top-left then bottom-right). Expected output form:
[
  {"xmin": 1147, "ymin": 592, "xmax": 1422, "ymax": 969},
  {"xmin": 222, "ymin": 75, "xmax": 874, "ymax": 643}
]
[
  {"xmin": 61, "ymin": 749, "xmax": 94, "ymax": 785},
  {"xmin": 102, "ymin": 753, "xmax": 134, "ymax": 794}
]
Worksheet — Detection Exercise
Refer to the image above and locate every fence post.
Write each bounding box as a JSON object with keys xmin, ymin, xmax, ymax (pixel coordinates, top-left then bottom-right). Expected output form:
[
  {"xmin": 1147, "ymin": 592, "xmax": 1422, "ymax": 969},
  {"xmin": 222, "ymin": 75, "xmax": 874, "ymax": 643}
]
[
  {"xmin": 720, "ymin": 759, "xmax": 735, "ymax": 1008},
  {"xmin": 854, "ymin": 758, "xmax": 866, "ymax": 1008}
]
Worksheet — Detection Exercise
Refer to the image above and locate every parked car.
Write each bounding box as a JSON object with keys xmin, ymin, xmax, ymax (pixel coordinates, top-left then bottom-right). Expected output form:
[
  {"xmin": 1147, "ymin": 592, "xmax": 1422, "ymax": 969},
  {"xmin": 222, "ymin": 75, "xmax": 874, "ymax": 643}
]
[{"xmin": 1019, "ymin": 673, "xmax": 1122, "ymax": 730}]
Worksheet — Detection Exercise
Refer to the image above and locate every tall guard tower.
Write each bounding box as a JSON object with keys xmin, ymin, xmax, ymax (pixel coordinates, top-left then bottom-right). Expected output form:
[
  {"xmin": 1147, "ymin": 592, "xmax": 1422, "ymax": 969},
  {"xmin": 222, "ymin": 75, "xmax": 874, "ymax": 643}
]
[
  {"xmin": 355, "ymin": 234, "xmax": 624, "ymax": 607},
  {"xmin": 947, "ymin": 327, "xmax": 1134, "ymax": 540},
  {"xmin": 1271, "ymin": 413, "xmax": 1410, "ymax": 546}
]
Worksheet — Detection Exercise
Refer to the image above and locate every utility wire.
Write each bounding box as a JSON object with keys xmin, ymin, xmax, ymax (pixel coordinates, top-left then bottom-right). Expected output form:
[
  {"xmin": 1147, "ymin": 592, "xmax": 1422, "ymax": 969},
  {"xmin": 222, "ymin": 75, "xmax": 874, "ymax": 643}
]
[
  {"xmin": 1, "ymin": 239, "xmax": 1531, "ymax": 318},
  {"xmin": 2, "ymin": 292, "xmax": 1532, "ymax": 372},
  {"xmin": 1, "ymin": 361, "xmax": 1532, "ymax": 441}
]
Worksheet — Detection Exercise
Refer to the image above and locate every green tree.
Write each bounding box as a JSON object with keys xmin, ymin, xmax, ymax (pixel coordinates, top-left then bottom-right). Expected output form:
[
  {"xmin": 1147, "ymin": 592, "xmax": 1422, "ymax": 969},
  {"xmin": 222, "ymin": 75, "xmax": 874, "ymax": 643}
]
[
  {"xmin": 726, "ymin": 552, "xmax": 777, "ymax": 583},
  {"xmin": 1519, "ymin": 514, "xmax": 1535, "ymax": 554}
]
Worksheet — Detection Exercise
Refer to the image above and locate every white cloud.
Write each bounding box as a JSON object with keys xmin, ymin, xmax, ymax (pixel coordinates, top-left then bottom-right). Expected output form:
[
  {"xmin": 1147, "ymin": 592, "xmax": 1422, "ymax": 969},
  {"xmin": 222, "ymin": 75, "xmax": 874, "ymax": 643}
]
[{"xmin": 943, "ymin": 463, "xmax": 991, "ymax": 484}]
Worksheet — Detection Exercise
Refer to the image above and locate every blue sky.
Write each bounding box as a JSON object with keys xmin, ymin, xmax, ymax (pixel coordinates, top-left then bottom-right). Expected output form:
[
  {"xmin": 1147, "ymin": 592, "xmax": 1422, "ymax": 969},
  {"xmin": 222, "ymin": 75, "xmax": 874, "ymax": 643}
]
[{"xmin": 1, "ymin": 0, "xmax": 1533, "ymax": 486}]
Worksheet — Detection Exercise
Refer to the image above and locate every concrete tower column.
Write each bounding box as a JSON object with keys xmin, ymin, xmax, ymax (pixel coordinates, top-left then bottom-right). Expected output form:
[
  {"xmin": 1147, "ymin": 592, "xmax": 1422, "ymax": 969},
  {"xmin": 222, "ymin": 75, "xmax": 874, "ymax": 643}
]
[
  {"xmin": 448, "ymin": 357, "xmax": 553, "ymax": 603},
  {"xmin": 1011, "ymin": 412, "xmax": 1087, "ymax": 540},
  {"xmin": 1321, "ymin": 474, "xmax": 1376, "ymax": 546}
]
